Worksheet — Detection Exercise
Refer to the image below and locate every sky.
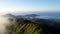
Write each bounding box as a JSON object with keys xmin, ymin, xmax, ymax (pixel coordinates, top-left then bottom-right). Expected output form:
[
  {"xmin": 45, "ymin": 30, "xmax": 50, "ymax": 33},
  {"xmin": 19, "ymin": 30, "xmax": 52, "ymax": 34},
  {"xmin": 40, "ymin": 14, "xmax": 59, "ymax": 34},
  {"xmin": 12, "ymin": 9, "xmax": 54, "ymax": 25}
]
[{"xmin": 0, "ymin": 0, "xmax": 60, "ymax": 15}]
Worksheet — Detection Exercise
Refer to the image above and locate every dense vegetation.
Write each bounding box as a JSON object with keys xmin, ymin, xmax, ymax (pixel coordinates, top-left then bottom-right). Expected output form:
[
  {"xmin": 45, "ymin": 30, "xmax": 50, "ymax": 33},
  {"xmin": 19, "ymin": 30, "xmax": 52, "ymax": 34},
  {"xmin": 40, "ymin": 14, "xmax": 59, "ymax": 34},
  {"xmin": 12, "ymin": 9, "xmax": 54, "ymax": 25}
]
[{"xmin": 6, "ymin": 18, "xmax": 60, "ymax": 34}]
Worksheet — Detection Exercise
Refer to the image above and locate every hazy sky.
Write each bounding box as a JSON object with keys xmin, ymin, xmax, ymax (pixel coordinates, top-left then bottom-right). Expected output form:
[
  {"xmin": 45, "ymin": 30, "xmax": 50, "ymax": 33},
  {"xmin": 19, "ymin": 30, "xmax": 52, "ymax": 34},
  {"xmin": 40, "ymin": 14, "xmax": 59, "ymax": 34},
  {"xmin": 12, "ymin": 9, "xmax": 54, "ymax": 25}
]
[{"xmin": 0, "ymin": 0, "xmax": 60, "ymax": 15}]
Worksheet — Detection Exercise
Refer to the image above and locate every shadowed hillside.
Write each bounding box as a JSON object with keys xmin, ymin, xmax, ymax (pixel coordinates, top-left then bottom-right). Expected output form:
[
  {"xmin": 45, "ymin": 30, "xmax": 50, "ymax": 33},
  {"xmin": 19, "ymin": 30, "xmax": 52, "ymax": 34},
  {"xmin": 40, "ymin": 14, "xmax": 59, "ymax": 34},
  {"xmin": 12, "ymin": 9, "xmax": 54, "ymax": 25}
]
[{"xmin": 5, "ymin": 18, "xmax": 60, "ymax": 34}]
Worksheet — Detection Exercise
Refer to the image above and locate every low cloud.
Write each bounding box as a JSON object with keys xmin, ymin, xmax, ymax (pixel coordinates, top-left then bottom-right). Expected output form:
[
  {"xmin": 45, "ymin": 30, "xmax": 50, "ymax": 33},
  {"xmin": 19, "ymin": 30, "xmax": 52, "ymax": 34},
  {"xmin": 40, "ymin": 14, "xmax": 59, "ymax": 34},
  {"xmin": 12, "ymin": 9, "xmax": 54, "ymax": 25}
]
[{"xmin": 0, "ymin": 16, "xmax": 15, "ymax": 34}]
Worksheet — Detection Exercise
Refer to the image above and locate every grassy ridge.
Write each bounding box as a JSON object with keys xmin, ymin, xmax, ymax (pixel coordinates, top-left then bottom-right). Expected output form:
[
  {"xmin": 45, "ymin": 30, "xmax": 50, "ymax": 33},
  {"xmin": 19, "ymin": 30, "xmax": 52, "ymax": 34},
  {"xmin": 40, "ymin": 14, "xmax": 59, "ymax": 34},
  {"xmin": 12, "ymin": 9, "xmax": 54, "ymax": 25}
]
[
  {"xmin": 6, "ymin": 19, "xmax": 43, "ymax": 34},
  {"xmin": 6, "ymin": 18, "xmax": 60, "ymax": 34}
]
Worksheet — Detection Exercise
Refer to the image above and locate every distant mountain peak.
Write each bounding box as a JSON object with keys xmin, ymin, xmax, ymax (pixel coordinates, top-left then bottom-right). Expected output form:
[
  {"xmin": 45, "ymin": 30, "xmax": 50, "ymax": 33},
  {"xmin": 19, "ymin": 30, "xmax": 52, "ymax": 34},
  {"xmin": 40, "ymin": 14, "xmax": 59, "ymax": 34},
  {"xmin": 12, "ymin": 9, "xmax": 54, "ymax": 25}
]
[
  {"xmin": 25, "ymin": 14, "xmax": 40, "ymax": 17},
  {"xmin": 5, "ymin": 13, "xmax": 14, "ymax": 16},
  {"xmin": 3, "ymin": 13, "xmax": 16, "ymax": 18}
]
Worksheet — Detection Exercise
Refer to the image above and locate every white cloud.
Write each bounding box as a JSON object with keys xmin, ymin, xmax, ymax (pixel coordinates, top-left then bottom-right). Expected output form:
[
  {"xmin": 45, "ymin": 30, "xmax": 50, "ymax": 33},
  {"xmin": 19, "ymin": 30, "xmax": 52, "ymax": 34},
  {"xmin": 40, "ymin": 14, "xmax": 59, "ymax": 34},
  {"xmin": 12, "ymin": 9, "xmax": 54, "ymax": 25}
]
[{"xmin": 0, "ymin": 7, "xmax": 60, "ymax": 15}]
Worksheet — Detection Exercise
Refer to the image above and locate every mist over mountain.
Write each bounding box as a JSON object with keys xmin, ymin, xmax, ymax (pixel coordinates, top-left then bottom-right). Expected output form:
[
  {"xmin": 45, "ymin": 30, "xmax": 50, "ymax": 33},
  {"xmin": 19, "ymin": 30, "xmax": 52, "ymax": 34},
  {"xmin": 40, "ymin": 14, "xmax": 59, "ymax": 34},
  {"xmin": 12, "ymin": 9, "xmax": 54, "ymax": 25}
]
[
  {"xmin": 3, "ymin": 13, "xmax": 40, "ymax": 20},
  {"xmin": 10, "ymin": 11, "xmax": 60, "ymax": 19},
  {"xmin": 1, "ymin": 11, "xmax": 60, "ymax": 34}
]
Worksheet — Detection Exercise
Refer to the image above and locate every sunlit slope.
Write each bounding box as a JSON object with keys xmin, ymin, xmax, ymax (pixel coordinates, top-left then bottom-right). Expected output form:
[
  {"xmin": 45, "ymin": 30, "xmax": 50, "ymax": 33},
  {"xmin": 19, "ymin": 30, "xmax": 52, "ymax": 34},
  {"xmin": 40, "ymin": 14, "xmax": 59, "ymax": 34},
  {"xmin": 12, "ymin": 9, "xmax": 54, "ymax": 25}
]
[
  {"xmin": 6, "ymin": 18, "xmax": 60, "ymax": 34},
  {"xmin": 6, "ymin": 19, "xmax": 43, "ymax": 34}
]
